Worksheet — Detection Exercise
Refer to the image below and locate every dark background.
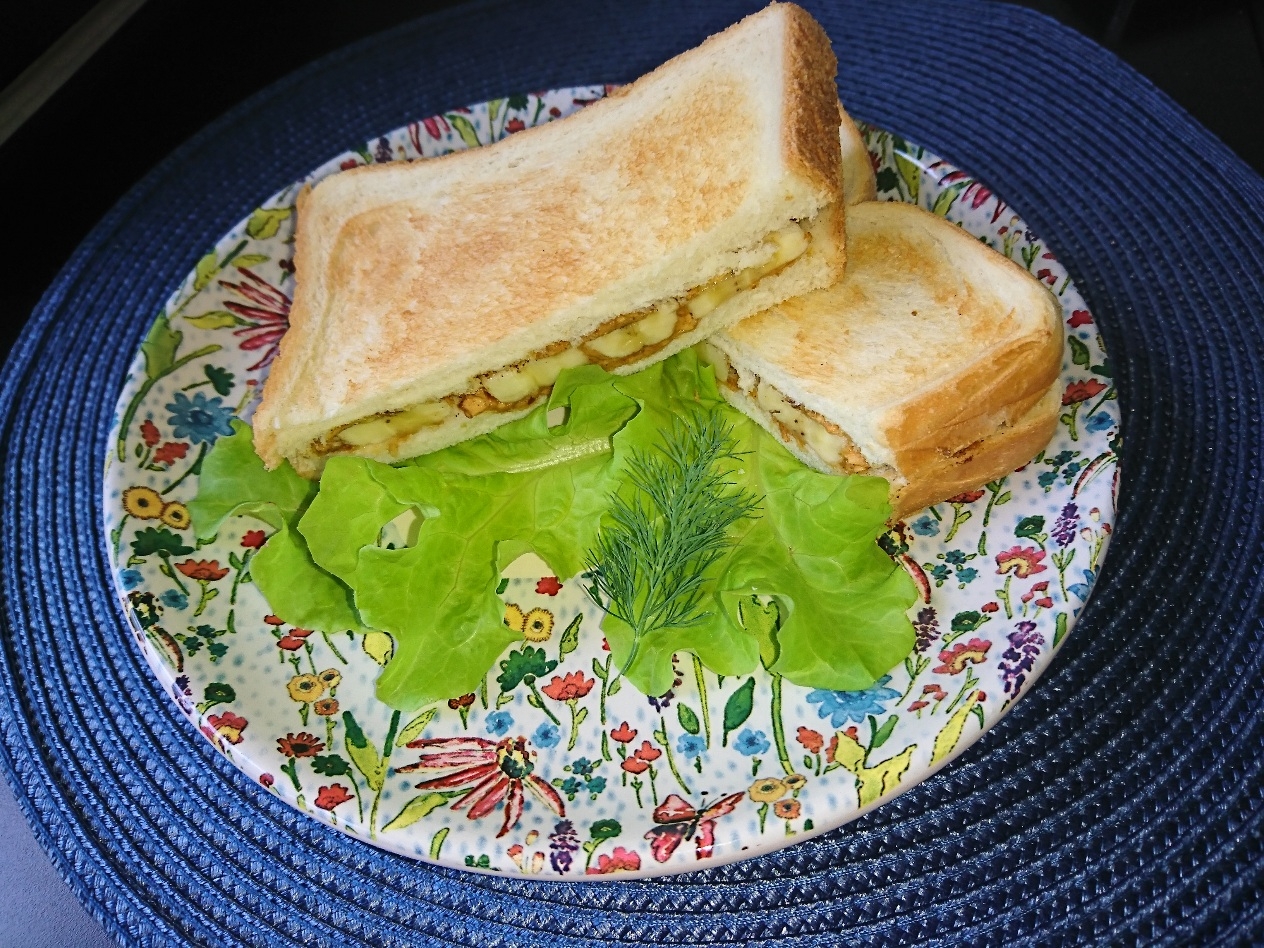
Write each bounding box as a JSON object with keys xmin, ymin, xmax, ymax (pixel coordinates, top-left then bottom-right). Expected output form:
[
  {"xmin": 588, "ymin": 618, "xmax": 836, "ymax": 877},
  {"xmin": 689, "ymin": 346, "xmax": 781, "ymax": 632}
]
[{"xmin": 2, "ymin": 0, "xmax": 1263, "ymax": 371}]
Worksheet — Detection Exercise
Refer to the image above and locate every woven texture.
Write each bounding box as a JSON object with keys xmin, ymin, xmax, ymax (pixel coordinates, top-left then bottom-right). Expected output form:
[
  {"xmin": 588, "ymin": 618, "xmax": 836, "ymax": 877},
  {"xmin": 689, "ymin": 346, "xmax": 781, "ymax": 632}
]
[{"xmin": 2, "ymin": 0, "xmax": 1263, "ymax": 943}]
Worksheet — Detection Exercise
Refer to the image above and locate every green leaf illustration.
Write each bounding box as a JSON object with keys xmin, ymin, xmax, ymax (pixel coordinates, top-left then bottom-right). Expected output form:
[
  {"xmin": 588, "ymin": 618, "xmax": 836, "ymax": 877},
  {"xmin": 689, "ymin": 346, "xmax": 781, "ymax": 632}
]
[
  {"xmin": 141, "ymin": 315, "xmax": 182, "ymax": 381},
  {"xmin": 870, "ymin": 714, "xmax": 898, "ymax": 750},
  {"xmin": 185, "ymin": 311, "xmax": 247, "ymax": 331},
  {"xmin": 558, "ymin": 614, "xmax": 582, "ymax": 659},
  {"xmin": 737, "ymin": 595, "xmax": 781, "ymax": 669},
  {"xmin": 677, "ymin": 703, "xmax": 701, "ymax": 736},
  {"xmin": 343, "ymin": 710, "xmax": 386, "ymax": 791},
  {"xmin": 447, "ymin": 113, "xmax": 482, "ymax": 148},
  {"xmin": 931, "ymin": 182, "xmax": 967, "ymax": 218},
  {"xmin": 382, "ymin": 793, "xmax": 448, "ymax": 833},
  {"xmin": 246, "ymin": 206, "xmax": 292, "ymax": 240},
  {"xmin": 506, "ymin": 93, "xmax": 529, "ymax": 111},
  {"xmin": 429, "ymin": 827, "xmax": 449, "ymax": 858},
  {"xmin": 874, "ymin": 167, "xmax": 899, "ymax": 195},
  {"xmin": 395, "ymin": 707, "xmax": 437, "ymax": 747},
  {"xmin": 893, "ymin": 151, "xmax": 921, "ymax": 204},
  {"xmin": 131, "ymin": 527, "xmax": 193, "ymax": 559},
  {"xmin": 232, "ymin": 253, "xmax": 269, "ymax": 268},
  {"xmin": 950, "ymin": 611, "xmax": 987, "ymax": 634},
  {"xmin": 722, "ymin": 678, "xmax": 755, "ymax": 745},
  {"xmin": 311, "ymin": 754, "xmax": 352, "ymax": 777},
  {"xmin": 1014, "ymin": 516, "xmax": 1046, "ymax": 540},
  {"xmin": 205, "ymin": 365, "xmax": 235, "ymax": 396},
  {"xmin": 1068, "ymin": 336, "xmax": 1091, "ymax": 367},
  {"xmin": 192, "ymin": 251, "xmax": 220, "ymax": 292}
]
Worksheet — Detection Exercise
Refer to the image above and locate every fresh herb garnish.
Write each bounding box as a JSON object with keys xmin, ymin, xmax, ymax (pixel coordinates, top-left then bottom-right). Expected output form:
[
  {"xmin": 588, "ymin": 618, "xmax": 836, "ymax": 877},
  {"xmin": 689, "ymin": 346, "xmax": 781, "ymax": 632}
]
[{"xmin": 585, "ymin": 410, "xmax": 761, "ymax": 679}]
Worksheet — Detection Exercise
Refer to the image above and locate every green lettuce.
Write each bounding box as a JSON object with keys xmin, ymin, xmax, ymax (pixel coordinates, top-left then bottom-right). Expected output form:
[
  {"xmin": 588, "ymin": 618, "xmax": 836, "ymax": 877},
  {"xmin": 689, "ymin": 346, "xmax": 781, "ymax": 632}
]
[
  {"xmin": 596, "ymin": 351, "xmax": 916, "ymax": 694},
  {"xmin": 190, "ymin": 352, "xmax": 915, "ymax": 711}
]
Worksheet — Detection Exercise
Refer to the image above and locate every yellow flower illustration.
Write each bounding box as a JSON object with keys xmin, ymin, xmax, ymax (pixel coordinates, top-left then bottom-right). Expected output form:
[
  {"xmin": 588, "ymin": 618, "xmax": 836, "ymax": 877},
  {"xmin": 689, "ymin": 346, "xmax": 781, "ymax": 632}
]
[
  {"xmin": 522, "ymin": 608, "xmax": 554, "ymax": 642},
  {"xmin": 317, "ymin": 668, "xmax": 342, "ymax": 690},
  {"xmin": 160, "ymin": 501, "xmax": 191, "ymax": 529},
  {"xmin": 773, "ymin": 798, "xmax": 801, "ymax": 820},
  {"xmin": 287, "ymin": 673, "xmax": 324, "ymax": 704},
  {"xmin": 783, "ymin": 773, "xmax": 807, "ymax": 792},
  {"xmin": 748, "ymin": 777, "xmax": 788, "ymax": 804},
  {"xmin": 504, "ymin": 603, "xmax": 525, "ymax": 632},
  {"xmin": 313, "ymin": 698, "xmax": 340, "ymax": 717},
  {"xmin": 122, "ymin": 486, "xmax": 164, "ymax": 520}
]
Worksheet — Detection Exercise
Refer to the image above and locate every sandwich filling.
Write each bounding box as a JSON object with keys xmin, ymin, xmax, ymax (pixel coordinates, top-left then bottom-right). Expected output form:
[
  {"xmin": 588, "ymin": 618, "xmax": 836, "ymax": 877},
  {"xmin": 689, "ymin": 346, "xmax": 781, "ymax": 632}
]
[
  {"xmin": 314, "ymin": 222, "xmax": 813, "ymax": 459},
  {"xmin": 697, "ymin": 341, "xmax": 871, "ymax": 475}
]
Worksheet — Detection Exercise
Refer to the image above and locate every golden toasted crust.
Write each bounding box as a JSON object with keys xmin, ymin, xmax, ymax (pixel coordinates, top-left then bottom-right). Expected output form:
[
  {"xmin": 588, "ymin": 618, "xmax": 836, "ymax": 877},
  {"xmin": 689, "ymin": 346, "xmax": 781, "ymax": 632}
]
[
  {"xmin": 253, "ymin": 1, "xmax": 843, "ymax": 472},
  {"xmin": 781, "ymin": 5, "xmax": 842, "ymax": 200},
  {"xmin": 890, "ymin": 384, "xmax": 1061, "ymax": 519}
]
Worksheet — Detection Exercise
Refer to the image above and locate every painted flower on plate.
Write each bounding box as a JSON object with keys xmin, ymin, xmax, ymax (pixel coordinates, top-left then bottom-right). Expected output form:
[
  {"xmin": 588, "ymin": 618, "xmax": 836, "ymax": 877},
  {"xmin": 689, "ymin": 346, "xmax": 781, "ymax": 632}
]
[
  {"xmin": 165, "ymin": 392, "xmax": 234, "ymax": 446},
  {"xmin": 807, "ymin": 675, "xmax": 900, "ymax": 727}
]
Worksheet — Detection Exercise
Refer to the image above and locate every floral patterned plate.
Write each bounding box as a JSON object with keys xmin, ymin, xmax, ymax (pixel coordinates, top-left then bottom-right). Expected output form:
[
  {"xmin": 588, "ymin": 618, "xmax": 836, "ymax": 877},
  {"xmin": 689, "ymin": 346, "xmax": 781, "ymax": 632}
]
[{"xmin": 103, "ymin": 88, "xmax": 1119, "ymax": 879}]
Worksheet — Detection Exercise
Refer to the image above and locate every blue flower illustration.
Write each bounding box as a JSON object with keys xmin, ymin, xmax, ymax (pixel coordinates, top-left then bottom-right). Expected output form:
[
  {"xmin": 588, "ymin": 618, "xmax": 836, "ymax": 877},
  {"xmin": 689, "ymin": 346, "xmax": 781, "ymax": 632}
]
[
  {"xmin": 559, "ymin": 776, "xmax": 584, "ymax": 798},
  {"xmin": 1085, "ymin": 412, "xmax": 1114, "ymax": 433},
  {"xmin": 1037, "ymin": 471, "xmax": 1058, "ymax": 490},
  {"xmin": 166, "ymin": 391, "xmax": 235, "ymax": 446},
  {"xmin": 956, "ymin": 567, "xmax": 979, "ymax": 584},
  {"xmin": 586, "ymin": 775, "xmax": 607, "ymax": 796},
  {"xmin": 676, "ymin": 734, "xmax": 707, "ymax": 760},
  {"xmin": 570, "ymin": 757, "xmax": 596, "ymax": 779},
  {"xmin": 944, "ymin": 550, "xmax": 967, "ymax": 565},
  {"xmin": 160, "ymin": 589, "xmax": 188, "ymax": 611},
  {"xmin": 532, "ymin": 721, "xmax": 561, "ymax": 748},
  {"xmin": 485, "ymin": 710, "xmax": 513, "ymax": 736},
  {"xmin": 807, "ymin": 675, "xmax": 900, "ymax": 727},
  {"xmin": 119, "ymin": 568, "xmax": 143, "ymax": 591},
  {"xmin": 911, "ymin": 515, "xmax": 940, "ymax": 537},
  {"xmin": 733, "ymin": 728, "xmax": 770, "ymax": 756}
]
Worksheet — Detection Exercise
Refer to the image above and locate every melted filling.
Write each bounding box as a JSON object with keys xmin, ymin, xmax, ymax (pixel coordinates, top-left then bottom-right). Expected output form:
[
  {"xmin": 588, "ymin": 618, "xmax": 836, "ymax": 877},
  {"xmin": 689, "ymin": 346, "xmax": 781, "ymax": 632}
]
[
  {"xmin": 697, "ymin": 341, "xmax": 870, "ymax": 474},
  {"xmin": 315, "ymin": 221, "xmax": 813, "ymax": 459}
]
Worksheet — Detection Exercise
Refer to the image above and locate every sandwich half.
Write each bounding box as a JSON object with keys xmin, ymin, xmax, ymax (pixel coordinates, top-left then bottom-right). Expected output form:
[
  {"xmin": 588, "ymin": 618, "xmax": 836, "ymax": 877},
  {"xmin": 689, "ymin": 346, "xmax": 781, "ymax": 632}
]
[
  {"xmin": 700, "ymin": 200, "xmax": 1064, "ymax": 519},
  {"xmin": 838, "ymin": 102, "xmax": 876, "ymax": 205},
  {"xmin": 254, "ymin": 2, "xmax": 845, "ymax": 477}
]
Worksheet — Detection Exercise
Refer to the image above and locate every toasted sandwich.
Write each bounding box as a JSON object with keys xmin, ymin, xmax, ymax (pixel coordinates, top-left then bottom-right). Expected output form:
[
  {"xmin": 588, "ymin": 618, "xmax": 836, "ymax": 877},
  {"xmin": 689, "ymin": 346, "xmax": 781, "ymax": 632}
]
[
  {"xmin": 254, "ymin": 2, "xmax": 846, "ymax": 477},
  {"xmin": 838, "ymin": 102, "xmax": 876, "ymax": 205},
  {"xmin": 700, "ymin": 200, "xmax": 1064, "ymax": 519}
]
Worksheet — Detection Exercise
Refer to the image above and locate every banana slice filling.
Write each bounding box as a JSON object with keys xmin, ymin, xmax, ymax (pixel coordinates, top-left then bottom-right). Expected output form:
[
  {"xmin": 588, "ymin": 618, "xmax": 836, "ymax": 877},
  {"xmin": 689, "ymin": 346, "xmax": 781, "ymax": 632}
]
[
  {"xmin": 316, "ymin": 221, "xmax": 812, "ymax": 459},
  {"xmin": 697, "ymin": 340, "xmax": 870, "ymax": 475}
]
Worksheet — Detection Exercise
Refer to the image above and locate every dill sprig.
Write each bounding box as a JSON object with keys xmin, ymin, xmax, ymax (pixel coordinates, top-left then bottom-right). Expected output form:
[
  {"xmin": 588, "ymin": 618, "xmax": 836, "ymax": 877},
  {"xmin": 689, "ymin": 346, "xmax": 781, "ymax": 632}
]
[{"xmin": 585, "ymin": 410, "xmax": 761, "ymax": 680}]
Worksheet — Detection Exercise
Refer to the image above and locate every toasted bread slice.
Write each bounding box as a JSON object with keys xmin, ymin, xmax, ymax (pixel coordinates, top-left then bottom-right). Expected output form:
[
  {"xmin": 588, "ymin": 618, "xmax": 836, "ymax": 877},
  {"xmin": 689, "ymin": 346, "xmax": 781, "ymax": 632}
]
[
  {"xmin": 702, "ymin": 201, "xmax": 1064, "ymax": 519},
  {"xmin": 254, "ymin": 2, "xmax": 845, "ymax": 477}
]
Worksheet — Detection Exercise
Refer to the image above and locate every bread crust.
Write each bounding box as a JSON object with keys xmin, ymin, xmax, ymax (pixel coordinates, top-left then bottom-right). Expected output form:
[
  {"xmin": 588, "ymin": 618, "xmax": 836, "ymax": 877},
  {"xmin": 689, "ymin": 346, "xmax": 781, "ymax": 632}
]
[{"xmin": 780, "ymin": 5, "xmax": 843, "ymax": 201}]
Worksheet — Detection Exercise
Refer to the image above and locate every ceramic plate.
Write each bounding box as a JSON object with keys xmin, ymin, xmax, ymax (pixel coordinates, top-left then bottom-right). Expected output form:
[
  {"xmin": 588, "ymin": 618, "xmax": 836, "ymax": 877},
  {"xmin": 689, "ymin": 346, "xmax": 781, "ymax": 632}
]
[{"xmin": 102, "ymin": 88, "xmax": 1118, "ymax": 879}]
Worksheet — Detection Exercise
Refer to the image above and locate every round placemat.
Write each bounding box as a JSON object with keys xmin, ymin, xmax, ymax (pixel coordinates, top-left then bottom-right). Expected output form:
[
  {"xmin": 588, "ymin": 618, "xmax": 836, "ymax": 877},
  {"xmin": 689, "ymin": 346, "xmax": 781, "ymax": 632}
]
[{"xmin": 2, "ymin": 0, "xmax": 1262, "ymax": 944}]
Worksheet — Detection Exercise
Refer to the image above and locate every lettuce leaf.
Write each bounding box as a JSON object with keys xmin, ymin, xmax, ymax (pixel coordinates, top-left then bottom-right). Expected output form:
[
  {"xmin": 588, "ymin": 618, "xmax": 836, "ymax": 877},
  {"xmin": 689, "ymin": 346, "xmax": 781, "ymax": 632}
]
[
  {"xmin": 297, "ymin": 368, "xmax": 640, "ymax": 710},
  {"xmin": 596, "ymin": 350, "xmax": 915, "ymax": 695},
  {"xmin": 187, "ymin": 420, "xmax": 369, "ymax": 632}
]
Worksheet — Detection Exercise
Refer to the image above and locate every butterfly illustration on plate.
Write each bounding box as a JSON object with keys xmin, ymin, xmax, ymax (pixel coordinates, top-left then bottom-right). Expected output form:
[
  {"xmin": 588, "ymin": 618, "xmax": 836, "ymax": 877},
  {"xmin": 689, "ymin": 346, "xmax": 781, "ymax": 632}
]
[{"xmin": 643, "ymin": 792, "xmax": 745, "ymax": 862}]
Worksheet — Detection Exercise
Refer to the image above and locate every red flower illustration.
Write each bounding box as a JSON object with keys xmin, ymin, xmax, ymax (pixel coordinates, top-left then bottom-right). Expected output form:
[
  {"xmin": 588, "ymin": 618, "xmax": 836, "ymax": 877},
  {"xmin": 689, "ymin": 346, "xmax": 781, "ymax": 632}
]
[
  {"xmin": 1035, "ymin": 597, "xmax": 1054, "ymax": 609},
  {"xmin": 140, "ymin": 419, "xmax": 161, "ymax": 447},
  {"xmin": 175, "ymin": 559, "xmax": 229, "ymax": 581},
  {"xmin": 207, "ymin": 711, "xmax": 247, "ymax": 745},
  {"xmin": 541, "ymin": 671, "xmax": 595, "ymax": 703},
  {"xmin": 923, "ymin": 683, "xmax": 948, "ymax": 701},
  {"xmin": 1021, "ymin": 581, "xmax": 1051, "ymax": 604},
  {"xmin": 505, "ymin": 118, "xmax": 526, "ymax": 134},
  {"xmin": 825, "ymin": 734, "xmax": 840, "ymax": 763},
  {"xmin": 1036, "ymin": 268, "xmax": 1057, "ymax": 285},
  {"xmin": 947, "ymin": 489, "xmax": 986, "ymax": 504},
  {"xmin": 396, "ymin": 736, "xmax": 564, "ymax": 838},
  {"xmin": 610, "ymin": 722, "xmax": 637, "ymax": 744},
  {"xmin": 264, "ymin": 614, "xmax": 285, "ymax": 625},
  {"xmin": 935, "ymin": 638, "xmax": 992, "ymax": 675},
  {"xmin": 586, "ymin": 846, "xmax": 641, "ymax": 875},
  {"xmin": 219, "ymin": 269, "xmax": 292, "ymax": 371},
  {"xmin": 259, "ymin": 773, "xmax": 274, "ymax": 788},
  {"xmin": 339, "ymin": 158, "xmax": 359, "ymax": 170},
  {"xmin": 1062, "ymin": 379, "xmax": 1108, "ymax": 405},
  {"xmin": 633, "ymin": 741, "xmax": 661, "ymax": 763},
  {"xmin": 535, "ymin": 576, "xmax": 562, "ymax": 596},
  {"xmin": 241, "ymin": 530, "xmax": 266, "ymax": 549},
  {"xmin": 908, "ymin": 700, "xmax": 929, "ymax": 712},
  {"xmin": 996, "ymin": 546, "xmax": 1048, "ymax": 578},
  {"xmin": 153, "ymin": 442, "xmax": 189, "ymax": 466},
  {"xmin": 796, "ymin": 727, "xmax": 825, "ymax": 755},
  {"xmin": 447, "ymin": 693, "xmax": 476, "ymax": 710},
  {"xmin": 621, "ymin": 757, "xmax": 649, "ymax": 775},
  {"xmin": 315, "ymin": 784, "xmax": 354, "ymax": 811},
  {"xmin": 277, "ymin": 627, "xmax": 314, "ymax": 651},
  {"xmin": 981, "ymin": 601, "xmax": 1000, "ymax": 614},
  {"xmin": 1068, "ymin": 310, "xmax": 1093, "ymax": 328},
  {"xmin": 277, "ymin": 732, "xmax": 325, "ymax": 758}
]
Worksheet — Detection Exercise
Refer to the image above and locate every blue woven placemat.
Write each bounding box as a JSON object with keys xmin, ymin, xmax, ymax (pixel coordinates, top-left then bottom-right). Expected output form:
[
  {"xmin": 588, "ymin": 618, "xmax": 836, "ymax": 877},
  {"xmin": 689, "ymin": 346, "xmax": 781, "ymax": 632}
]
[{"xmin": 2, "ymin": 0, "xmax": 1263, "ymax": 944}]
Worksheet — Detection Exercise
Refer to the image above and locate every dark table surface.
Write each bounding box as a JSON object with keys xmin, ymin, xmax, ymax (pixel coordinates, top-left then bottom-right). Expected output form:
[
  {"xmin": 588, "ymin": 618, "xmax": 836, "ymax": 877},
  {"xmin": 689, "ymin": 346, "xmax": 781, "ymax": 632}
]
[{"xmin": 1, "ymin": 0, "xmax": 1262, "ymax": 943}]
